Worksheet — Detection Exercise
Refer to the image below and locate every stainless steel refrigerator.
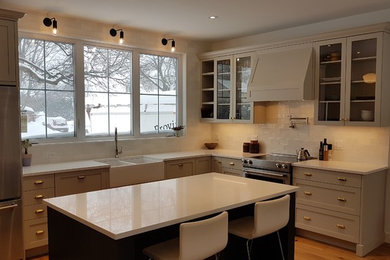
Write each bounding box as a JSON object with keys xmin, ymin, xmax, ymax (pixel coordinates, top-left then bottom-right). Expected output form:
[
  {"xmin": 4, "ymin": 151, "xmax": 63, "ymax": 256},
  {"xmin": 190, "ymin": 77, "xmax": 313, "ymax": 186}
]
[{"xmin": 0, "ymin": 86, "xmax": 23, "ymax": 260}]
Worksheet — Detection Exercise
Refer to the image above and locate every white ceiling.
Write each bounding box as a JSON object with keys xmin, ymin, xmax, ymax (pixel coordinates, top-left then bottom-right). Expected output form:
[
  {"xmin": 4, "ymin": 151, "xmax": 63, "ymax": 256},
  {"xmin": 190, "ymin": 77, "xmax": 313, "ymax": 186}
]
[{"xmin": 3, "ymin": 0, "xmax": 390, "ymax": 40}]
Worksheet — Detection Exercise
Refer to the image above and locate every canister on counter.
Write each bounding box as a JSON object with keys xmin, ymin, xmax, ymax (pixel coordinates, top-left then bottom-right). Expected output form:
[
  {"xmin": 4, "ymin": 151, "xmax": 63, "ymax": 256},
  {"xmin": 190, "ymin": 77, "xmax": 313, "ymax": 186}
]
[
  {"xmin": 249, "ymin": 140, "xmax": 259, "ymax": 153},
  {"xmin": 243, "ymin": 142, "xmax": 250, "ymax": 152}
]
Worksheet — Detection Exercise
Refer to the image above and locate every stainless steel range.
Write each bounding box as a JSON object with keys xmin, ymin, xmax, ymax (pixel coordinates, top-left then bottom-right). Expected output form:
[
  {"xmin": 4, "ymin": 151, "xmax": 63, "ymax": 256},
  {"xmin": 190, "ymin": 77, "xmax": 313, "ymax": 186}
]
[{"xmin": 242, "ymin": 153, "xmax": 298, "ymax": 184}]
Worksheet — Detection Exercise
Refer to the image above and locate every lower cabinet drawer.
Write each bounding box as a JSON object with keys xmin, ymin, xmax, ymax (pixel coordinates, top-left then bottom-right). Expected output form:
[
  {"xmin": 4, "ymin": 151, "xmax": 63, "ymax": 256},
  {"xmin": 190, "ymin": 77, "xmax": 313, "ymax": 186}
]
[
  {"xmin": 23, "ymin": 204, "xmax": 47, "ymax": 221},
  {"xmin": 55, "ymin": 171, "xmax": 106, "ymax": 196},
  {"xmin": 296, "ymin": 204, "xmax": 359, "ymax": 243},
  {"xmin": 295, "ymin": 179, "xmax": 361, "ymax": 215},
  {"xmin": 24, "ymin": 219, "xmax": 48, "ymax": 250},
  {"xmin": 23, "ymin": 188, "xmax": 55, "ymax": 206}
]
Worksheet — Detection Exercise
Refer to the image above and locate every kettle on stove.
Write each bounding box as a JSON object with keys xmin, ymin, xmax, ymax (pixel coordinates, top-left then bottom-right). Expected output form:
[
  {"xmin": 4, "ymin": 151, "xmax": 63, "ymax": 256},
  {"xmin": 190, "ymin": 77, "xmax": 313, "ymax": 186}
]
[{"xmin": 296, "ymin": 148, "xmax": 310, "ymax": 161}]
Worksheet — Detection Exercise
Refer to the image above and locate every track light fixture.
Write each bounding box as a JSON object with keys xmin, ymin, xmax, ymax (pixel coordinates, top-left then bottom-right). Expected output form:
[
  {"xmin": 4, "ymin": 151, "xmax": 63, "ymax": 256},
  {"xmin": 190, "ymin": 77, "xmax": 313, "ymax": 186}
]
[
  {"xmin": 161, "ymin": 38, "xmax": 176, "ymax": 52},
  {"xmin": 110, "ymin": 28, "xmax": 124, "ymax": 44},
  {"xmin": 43, "ymin": 17, "xmax": 58, "ymax": 35}
]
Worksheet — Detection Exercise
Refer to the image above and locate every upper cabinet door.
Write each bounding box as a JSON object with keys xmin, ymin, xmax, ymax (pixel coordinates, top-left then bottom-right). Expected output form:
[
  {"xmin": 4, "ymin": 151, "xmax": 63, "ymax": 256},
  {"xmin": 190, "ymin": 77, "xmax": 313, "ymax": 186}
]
[
  {"xmin": 0, "ymin": 20, "xmax": 17, "ymax": 85},
  {"xmin": 345, "ymin": 33, "xmax": 382, "ymax": 126},
  {"xmin": 315, "ymin": 39, "xmax": 347, "ymax": 125},
  {"xmin": 233, "ymin": 54, "xmax": 252, "ymax": 121},
  {"xmin": 216, "ymin": 57, "xmax": 232, "ymax": 120}
]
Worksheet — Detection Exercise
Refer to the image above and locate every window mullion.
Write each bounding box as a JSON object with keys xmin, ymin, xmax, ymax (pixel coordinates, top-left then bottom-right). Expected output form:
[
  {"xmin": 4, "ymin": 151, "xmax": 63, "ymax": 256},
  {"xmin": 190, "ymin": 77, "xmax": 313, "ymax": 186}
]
[
  {"xmin": 133, "ymin": 50, "xmax": 141, "ymax": 137},
  {"xmin": 74, "ymin": 41, "xmax": 85, "ymax": 140}
]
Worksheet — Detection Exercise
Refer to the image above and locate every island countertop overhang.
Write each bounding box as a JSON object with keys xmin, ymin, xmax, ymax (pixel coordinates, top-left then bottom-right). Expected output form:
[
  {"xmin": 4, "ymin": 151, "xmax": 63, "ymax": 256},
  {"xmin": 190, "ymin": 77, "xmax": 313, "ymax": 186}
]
[{"xmin": 44, "ymin": 173, "xmax": 299, "ymax": 240}]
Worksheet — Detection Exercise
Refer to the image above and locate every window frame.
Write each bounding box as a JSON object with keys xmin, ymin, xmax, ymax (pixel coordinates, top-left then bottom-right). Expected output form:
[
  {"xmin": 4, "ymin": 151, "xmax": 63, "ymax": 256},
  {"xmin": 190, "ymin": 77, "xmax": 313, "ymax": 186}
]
[{"xmin": 18, "ymin": 32, "xmax": 184, "ymax": 143}]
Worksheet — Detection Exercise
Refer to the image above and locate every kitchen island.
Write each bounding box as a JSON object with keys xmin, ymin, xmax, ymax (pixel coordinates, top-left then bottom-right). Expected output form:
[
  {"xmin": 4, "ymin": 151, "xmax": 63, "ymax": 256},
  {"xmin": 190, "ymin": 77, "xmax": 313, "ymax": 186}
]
[{"xmin": 44, "ymin": 173, "xmax": 298, "ymax": 259}]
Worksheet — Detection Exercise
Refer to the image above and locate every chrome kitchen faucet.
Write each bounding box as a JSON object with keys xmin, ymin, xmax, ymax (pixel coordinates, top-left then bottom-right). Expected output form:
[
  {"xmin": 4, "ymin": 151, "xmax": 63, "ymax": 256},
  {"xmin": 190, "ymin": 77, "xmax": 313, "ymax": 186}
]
[{"xmin": 114, "ymin": 127, "xmax": 122, "ymax": 158}]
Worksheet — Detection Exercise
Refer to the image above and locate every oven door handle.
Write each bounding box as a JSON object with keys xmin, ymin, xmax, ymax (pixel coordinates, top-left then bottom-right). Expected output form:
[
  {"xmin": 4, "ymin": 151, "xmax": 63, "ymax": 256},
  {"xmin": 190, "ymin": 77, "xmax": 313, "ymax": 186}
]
[{"xmin": 244, "ymin": 169, "xmax": 286, "ymax": 177}]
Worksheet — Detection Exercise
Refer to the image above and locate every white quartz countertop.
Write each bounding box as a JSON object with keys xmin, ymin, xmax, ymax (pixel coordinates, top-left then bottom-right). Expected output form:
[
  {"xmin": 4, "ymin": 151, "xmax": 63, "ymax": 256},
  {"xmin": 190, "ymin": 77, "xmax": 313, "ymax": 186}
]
[
  {"xmin": 293, "ymin": 159, "xmax": 388, "ymax": 175},
  {"xmin": 44, "ymin": 173, "xmax": 298, "ymax": 240},
  {"xmin": 23, "ymin": 160, "xmax": 110, "ymax": 177},
  {"xmin": 146, "ymin": 149, "xmax": 263, "ymax": 161},
  {"xmin": 23, "ymin": 149, "xmax": 262, "ymax": 177}
]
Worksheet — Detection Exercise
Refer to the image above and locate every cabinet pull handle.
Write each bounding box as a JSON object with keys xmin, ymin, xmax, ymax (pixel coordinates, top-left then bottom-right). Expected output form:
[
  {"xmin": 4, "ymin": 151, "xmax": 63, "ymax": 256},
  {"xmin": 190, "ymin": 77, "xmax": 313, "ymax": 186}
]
[
  {"xmin": 304, "ymin": 173, "xmax": 312, "ymax": 177},
  {"xmin": 34, "ymin": 194, "xmax": 44, "ymax": 199},
  {"xmin": 229, "ymin": 162, "xmax": 235, "ymax": 166},
  {"xmin": 303, "ymin": 216, "xmax": 311, "ymax": 221},
  {"xmin": 34, "ymin": 180, "xmax": 44, "ymax": 185},
  {"xmin": 77, "ymin": 175, "xmax": 86, "ymax": 180},
  {"xmin": 35, "ymin": 230, "xmax": 45, "ymax": 235},
  {"xmin": 178, "ymin": 164, "xmax": 183, "ymax": 167},
  {"xmin": 218, "ymin": 161, "xmax": 222, "ymax": 164},
  {"xmin": 304, "ymin": 191, "xmax": 312, "ymax": 196},
  {"xmin": 336, "ymin": 224, "xmax": 345, "ymax": 229},
  {"xmin": 337, "ymin": 197, "xmax": 346, "ymax": 202},
  {"xmin": 35, "ymin": 209, "xmax": 45, "ymax": 214},
  {"xmin": 337, "ymin": 177, "xmax": 347, "ymax": 182}
]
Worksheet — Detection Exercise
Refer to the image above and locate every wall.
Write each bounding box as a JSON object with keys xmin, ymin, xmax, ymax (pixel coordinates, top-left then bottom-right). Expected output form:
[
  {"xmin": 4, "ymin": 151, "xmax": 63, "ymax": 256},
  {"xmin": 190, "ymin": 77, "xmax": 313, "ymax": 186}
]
[
  {"xmin": 212, "ymin": 101, "xmax": 390, "ymax": 164},
  {"xmin": 210, "ymin": 8, "xmax": 390, "ymax": 51},
  {"xmin": 14, "ymin": 9, "xmax": 213, "ymax": 163},
  {"xmin": 208, "ymin": 9, "xmax": 390, "ymax": 242}
]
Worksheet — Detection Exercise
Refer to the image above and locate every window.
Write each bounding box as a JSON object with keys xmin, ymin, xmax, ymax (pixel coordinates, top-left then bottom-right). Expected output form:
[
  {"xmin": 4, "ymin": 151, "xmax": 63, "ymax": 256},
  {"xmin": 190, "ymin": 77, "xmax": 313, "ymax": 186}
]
[
  {"xmin": 84, "ymin": 46, "xmax": 132, "ymax": 136},
  {"xmin": 19, "ymin": 38, "xmax": 75, "ymax": 139},
  {"xmin": 140, "ymin": 54, "xmax": 178, "ymax": 134},
  {"xmin": 18, "ymin": 35, "xmax": 182, "ymax": 140}
]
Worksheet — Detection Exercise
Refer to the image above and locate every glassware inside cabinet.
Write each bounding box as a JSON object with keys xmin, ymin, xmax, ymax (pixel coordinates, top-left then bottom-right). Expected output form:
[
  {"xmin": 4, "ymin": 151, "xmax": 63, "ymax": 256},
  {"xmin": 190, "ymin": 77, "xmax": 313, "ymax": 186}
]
[
  {"xmin": 217, "ymin": 59, "xmax": 231, "ymax": 119},
  {"xmin": 318, "ymin": 43, "xmax": 343, "ymax": 121},
  {"xmin": 235, "ymin": 56, "xmax": 251, "ymax": 120},
  {"xmin": 349, "ymin": 38, "xmax": 377, "ymax": 122}
]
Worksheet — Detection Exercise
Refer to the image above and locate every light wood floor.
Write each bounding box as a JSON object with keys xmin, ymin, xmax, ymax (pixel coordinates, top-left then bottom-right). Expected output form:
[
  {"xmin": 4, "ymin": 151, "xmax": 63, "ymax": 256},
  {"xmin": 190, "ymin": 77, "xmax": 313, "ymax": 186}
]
[{"xmin": 29, "ymin": 236, "xmax": 390, "ymax": 260}]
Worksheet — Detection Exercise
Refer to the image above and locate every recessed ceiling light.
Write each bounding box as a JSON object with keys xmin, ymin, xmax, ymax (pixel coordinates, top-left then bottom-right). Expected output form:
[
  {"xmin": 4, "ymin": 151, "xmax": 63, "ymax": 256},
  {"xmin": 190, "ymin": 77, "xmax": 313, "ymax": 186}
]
[{"xmin": 209, "ymin": 16, "xmax": 218, "ymax": 20}]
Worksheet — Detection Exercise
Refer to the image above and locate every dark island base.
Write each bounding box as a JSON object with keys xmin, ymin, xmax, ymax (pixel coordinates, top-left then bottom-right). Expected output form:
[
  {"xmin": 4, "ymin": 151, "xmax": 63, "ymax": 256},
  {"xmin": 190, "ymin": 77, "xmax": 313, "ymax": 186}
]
[{"xmin": 48, "ymin": 194, "xmax": 295, "ymax": 260}]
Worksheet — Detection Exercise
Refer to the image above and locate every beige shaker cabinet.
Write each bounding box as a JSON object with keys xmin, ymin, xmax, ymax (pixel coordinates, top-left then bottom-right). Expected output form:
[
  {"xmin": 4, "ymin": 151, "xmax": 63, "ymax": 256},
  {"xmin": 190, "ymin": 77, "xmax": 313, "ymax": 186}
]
[
  {"xmin": 315, "ymin": 32, "xmax": 390, "ymax": 126},
  {"xmin": 22, "ymin": 174, "xmax": 55, "ymax": 251},
  {"xmin": 55, "ymin": 168, "xmax": 109, "ymax": 196},
  {"xmin": 212, "ymin": 156, "xmax": 243, "ymax": 177},
  {"xmin": 22, "ymin": 167, "xmax": 109, "ymax": 256},
  {"xmin": 194, "ymin": 156, "xmax": 212, "ymax": 175},
  {"xmin": 293, "ymin": 166, "xmax": 386, "ymax": 257},
  {"xmin": 165, "ymin": 159, "xmax": 194, "ymax": 179},
  {"xmin": 0, "ymin": 15, "xmax": 19, "ymax": 85}
]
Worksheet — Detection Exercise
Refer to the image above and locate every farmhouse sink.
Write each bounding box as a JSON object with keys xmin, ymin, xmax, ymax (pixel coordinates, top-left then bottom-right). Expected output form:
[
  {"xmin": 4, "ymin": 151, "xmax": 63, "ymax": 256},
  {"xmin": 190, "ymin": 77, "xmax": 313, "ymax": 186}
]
[{"xmin": 96, "ymin": 156, "xmax": 165, "ymax": 188}]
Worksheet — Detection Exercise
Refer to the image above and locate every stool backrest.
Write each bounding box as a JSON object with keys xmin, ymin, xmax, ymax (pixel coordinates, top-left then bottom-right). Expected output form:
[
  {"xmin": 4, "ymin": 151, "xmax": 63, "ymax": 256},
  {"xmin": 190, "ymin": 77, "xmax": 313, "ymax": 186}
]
[
  {"xmin": 179, "ymin": 211, "xmax": 228, "ymax": 260},
  {"xmin": 253, "ymin": 195, "xmax": 290, "ymax": 238}
]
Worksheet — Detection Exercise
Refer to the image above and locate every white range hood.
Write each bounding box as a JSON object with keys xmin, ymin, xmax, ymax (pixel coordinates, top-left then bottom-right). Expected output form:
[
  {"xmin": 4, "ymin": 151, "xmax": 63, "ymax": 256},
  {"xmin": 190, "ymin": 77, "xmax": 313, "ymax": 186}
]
[{"xmin": 248, "ymin": 45, "xmax": 314, "ymax": 101}]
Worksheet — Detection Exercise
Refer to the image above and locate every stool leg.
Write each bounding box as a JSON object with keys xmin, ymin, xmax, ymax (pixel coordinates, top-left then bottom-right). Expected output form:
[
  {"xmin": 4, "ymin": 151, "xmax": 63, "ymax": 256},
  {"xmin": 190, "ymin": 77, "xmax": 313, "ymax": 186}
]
[
  {"xmin": 277, "ymin": 231, "xmax": 285, "ymax": 260},
  {"xmin": 246, "ymin": 239, "xmax": 252, "ymax": 260}
]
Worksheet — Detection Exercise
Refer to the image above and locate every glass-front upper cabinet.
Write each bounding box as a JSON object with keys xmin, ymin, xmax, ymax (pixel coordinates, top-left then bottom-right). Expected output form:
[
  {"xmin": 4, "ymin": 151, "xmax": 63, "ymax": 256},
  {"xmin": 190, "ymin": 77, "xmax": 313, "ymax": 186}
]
[
  {"xmin": 316, "ymin": 39, "xmax": 346, "ymax": 124},
  {"xmin": 216, "ymin": 58, "xmax": 231, "ymax": 120},
  {"xmin": 234, "ymin": 55, "xmax": 251, "ymax": 121},
  {"xmin": 346, "ymin": 34, "xmax": 381, "ymax": 125},
  {"xmin": 315, "ymin": 33, "xmax": 383, "ymax": 126},
  {"xmin": 201, "ymin": 54, "xmax": 253, "ymax": 122}
]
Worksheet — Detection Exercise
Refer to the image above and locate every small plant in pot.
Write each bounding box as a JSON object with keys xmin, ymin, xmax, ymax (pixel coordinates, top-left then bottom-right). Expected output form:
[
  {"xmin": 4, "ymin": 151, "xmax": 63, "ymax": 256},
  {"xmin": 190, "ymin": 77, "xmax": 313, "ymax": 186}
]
[{"xmin": 21, "ymin": 139, "xmax": 33, "ymax": 166}]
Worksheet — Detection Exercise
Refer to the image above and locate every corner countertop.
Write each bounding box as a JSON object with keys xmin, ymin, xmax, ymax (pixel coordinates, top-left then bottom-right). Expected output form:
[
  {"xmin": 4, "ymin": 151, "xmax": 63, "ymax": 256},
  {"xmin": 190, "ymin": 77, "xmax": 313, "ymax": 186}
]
[
  {"xmin": 146, "ymin": 149, "xmax": 264, "ymax": 161},
  {"xmin": 293, "ymin": 159, "xmax": 388, "ymax": 175},
  {"xmin": 22, "ymin": 149, "xmax": 262, "ymax": 177},
  {"xmin": 23, "ymin": 160, "xmax": 110, "ymax": 177},
  {"xmin": 44, "ymin": 173, "xmax": 298, "ymax": 240}
]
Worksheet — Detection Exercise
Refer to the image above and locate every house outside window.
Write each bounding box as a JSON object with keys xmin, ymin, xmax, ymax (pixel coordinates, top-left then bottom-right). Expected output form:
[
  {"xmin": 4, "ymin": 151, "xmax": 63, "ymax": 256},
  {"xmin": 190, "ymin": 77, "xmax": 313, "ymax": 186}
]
[
  {"xmin": 84, "ymin": 46, "xmax": 132, "ymax": 136},
  {"xmin": 139, "ymin": 54, "xmax": 178, "ymax": 134}
]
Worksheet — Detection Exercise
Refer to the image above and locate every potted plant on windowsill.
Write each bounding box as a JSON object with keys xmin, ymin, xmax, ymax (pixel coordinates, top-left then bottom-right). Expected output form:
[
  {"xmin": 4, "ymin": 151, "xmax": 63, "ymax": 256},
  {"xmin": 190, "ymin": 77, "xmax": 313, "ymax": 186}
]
[
  {"xmin": 172, "ymin": 125, "xmax": 185, "ymax": 137},
  {"xmin": 21, "ymin": 139, "xmax": 33, "ymax": 166}
]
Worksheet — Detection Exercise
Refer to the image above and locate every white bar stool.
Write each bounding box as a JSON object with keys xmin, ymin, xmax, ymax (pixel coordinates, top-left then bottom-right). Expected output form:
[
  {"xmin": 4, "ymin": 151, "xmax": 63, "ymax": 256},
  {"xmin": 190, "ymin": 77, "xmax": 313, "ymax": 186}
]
[
  {"xmin": 143, "ymin": 211, "xmax": 228, "ymax": 260},
  {"xmin": 228, "ymin": 195, "xmax": 290, "ymax": 260}
]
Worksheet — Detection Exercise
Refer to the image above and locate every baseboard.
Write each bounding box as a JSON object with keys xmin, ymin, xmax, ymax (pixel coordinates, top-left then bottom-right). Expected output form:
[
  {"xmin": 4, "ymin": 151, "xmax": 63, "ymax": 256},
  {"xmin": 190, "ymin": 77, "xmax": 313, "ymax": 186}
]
[{"xmin": 386, "ymin": 231, "xmax": 390, "ymax": 243}]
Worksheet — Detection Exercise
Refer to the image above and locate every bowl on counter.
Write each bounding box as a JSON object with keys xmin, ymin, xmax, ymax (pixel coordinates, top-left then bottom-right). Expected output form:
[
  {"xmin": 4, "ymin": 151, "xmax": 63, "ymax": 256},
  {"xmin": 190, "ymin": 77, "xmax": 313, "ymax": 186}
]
[{"xmin": 204, "ymin": 142, "xmax": 218, "ymax": 149}]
